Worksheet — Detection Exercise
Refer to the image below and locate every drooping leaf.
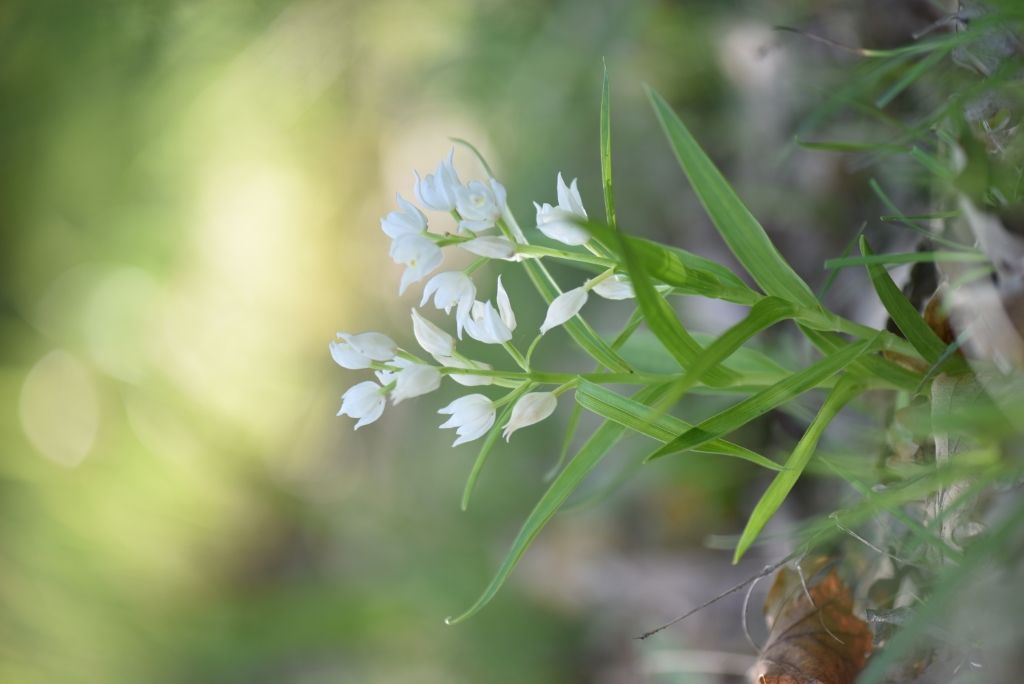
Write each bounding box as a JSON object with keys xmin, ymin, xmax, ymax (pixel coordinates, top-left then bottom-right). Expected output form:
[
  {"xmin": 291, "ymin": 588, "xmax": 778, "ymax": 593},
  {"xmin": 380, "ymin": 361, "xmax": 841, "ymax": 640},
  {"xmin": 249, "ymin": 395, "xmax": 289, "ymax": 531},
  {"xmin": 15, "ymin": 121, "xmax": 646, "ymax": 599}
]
[
  {"xmin": 445, "ymin": 385, "xmax": 665, "ymax": 624},
  {"xmin": 574, "ymin": 380, "xmax": 780, "ymax": 470},
  {"xmin": 733, "ymin": 376, "xmax": 863, "ymax": 562},
  {"xmin": 648, "ymin": 337, "xmax": 876, "ymax": 461}
]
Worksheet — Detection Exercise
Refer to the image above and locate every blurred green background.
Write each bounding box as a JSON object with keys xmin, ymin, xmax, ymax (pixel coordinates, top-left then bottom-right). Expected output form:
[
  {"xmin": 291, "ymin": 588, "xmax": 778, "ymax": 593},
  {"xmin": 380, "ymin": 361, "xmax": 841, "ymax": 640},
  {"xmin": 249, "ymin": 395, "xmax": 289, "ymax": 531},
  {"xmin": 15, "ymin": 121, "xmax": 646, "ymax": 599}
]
[{"xmin": 0, "ymin": 1, "xmax": 929, "ymax": 681}]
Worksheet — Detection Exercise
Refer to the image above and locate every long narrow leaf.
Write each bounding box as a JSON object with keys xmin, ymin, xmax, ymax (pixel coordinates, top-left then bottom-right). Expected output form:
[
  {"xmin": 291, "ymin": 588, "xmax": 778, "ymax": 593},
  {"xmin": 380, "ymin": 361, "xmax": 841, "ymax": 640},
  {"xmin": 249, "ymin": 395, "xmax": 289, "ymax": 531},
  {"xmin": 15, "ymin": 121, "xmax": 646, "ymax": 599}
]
[
  {"xmin": 445, "ymin": 385, "xmax": 664, "ymax": 625},
  {"xmin": 661, "ymin": 296, "xmax": 797, "ymax": 403},
  {"xmin": 647, "ymin": 337, "xmax": 877, "ymax": 461},
  {"xmin": 648, "ymin": 87, "xmax": 820, "ymax": 310},
  {"xmin": 860, "ymin": 237, "xmax": 965, "ymax": 372},
  {"xmin": 600, "ymin": 62, "xmax": 616, "ymax": 227},
  {"xmin": 585, "ymin": 222, "xmax": 738, "ymax": 386},
  {"xmin": 575, "ymin": 380, "xmax": 780, "ymax": 470},
  {"xmin": 461, "ymin": 383, "xmax": 533, "ymax": 510},
  {"xmin": 733, "ymin": 376, "xmax": 864, "ymax": 562}
]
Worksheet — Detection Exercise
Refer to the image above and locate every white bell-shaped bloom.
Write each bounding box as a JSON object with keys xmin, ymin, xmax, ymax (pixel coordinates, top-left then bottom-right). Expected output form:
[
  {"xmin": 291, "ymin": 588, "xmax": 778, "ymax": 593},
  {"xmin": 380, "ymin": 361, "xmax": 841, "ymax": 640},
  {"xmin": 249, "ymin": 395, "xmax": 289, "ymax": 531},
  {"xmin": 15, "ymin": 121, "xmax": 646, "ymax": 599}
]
[
  {"xmin": 539, "ymin": 286, "xmax": 588, "ymax": 334},
  {"xmin": 415, "ymin": 149, "xmax": 463, "ymax": 212},
  {"xmin": 459, "ymin": 236, "xmax": 516, "ymax": 260},
  {"xmin": 338, "ymin": 381, "xmax": 387, "ymax": 429},
  {"xmin": 380, "ymin": 194, "xmax": 428, "ymax": 239},
  {"xmin": 329, "ymin": 331, "xmax": 397, "ymax": 369},
  {"xmin": 421, "ymin": 271, "xmax": 475, "ymax": 338},
  {"xmin": 464, "ymin": 301, "xmax": 512, "ymax": 344},
  {"xmin": 377, "ymin": 358, "xmax": 441, "ymax": 404},
  {"xmin": 433, "ymin": 354, "xmax": 493, "ymax": 386},
  {"xmin": 390, "ymin": 233, "xmax": 443, "ymax": 295},
  {"xmin": 411, "ymin": 308, "xmax": 455, "ymax": 357},
  {"xmin": 592, "ymin": 274, "xmax": 635, "ymax": 300},
  {"xmin": 502, "ymin": 391, "xmax": 557, "ymax": 441},
  {"xmin": 455, "ymin": 179, "xmax": 507, "ymax": 233},
  {"xmin": 534, "ymin": 173, "xmax": 590, "ymax": 246},
  {"xmin": 438, "ymin": 393, "xmax": 497, "ymax": 446}
]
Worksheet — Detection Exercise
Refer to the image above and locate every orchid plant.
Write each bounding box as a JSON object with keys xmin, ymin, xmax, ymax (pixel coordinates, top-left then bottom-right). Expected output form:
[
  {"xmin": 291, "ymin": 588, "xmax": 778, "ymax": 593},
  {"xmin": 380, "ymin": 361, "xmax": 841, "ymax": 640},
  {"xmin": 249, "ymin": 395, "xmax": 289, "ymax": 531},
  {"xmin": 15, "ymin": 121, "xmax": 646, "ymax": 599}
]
[{"xmin": 331, "ymin": 62, "xmax": 1019, "ymax": 643}]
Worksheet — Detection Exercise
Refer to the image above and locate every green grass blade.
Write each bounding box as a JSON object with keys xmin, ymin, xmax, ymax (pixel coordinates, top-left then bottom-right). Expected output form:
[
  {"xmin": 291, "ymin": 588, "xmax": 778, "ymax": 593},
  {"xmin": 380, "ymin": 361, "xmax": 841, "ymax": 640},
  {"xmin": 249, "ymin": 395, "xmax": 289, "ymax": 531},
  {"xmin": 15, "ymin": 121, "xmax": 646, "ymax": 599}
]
[
  {"xmin": 859, "ymin": 237, "xmax": 965, "ymax": 371},
  {"xmin": 647, "ymin": 87, "xmax": 820, "ymax": 310},
  {"xmin": 600, "ymin": 61, "xmax": 616, "ymax": 227},
  {"xmin": 461, "ymin": 383, "xmax": 534, "ymax": 511},
  {"xmin": 445, "ymin": 385, "xmax": 664, "ymax": 625},
  {"xmin": 732, "ymin": 376, "xmax": 864, "ymax": 562},
  {"xmin": 800, "ymin": 327, "xmax": 920, "ymax": 392},
  {"xmin": 647, "ymin": 336, "xmax": 877, "ymax": 461},
  {"xmin": 825, "ymin": 251, "xmax": 988, "ymax": 270},
  {"xmin": 875, "ymin": 48, "xmax": 949, "ymax": 108},
  {"xmin": 660, "ymin": 296, "xmax": 798, "ymax": 402},
  {"xmin": 575, "ymin": 380, "xmax": 781, "ymax": 470}
]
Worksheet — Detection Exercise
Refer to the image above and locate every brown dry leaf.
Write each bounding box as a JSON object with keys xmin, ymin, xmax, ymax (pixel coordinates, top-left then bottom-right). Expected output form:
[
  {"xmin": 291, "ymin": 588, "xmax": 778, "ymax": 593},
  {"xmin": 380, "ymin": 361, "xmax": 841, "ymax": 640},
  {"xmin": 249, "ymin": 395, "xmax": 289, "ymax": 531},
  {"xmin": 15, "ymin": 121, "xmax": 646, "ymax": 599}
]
[{"xmin": 753, "ymin": 568, "xmax": 873, "ymax": 684}]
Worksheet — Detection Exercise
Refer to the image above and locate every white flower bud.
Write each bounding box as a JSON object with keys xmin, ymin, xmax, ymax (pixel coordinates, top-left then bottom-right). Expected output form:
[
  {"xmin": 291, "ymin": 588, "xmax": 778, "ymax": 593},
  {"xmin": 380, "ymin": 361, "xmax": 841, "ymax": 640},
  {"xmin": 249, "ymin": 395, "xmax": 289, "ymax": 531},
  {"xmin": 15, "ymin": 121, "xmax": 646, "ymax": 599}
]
[
  {"xmin": 380, "ymin": 194, "xmax": 427, "ymax": 239},
  {"xmin": 534, "ymin": 173, "xmax": 590, "ymax": 246},
  {"xmin": 382, "ymin": 358, "xmax": 441, "ymax": 404},
  {"xmin": 415, "ymin": 149, "xmax": 462, "ymax": 212},
  {"xmin": 390, "ymin": 233, "xmax": 443, "ymax": 295},
  {"xmin": 338, "ymin": 381, "xmax": 387, "ymax": 429},
  {"xmin": 329, "ymin": 332, "xmax": 397, "ymax": 369},
  {"xmin": 455, "ymin": 179, "xmax": 507, "ymax": 233},
  {"xmin": 411, "ymin": 308, "xmax": 455, "ymax": 357},
  {"xmin": 502, "ymin": 391, "xmax": 557, "ymax": 441},
  {"xmin": 421, "ymin": 271, "xmax": 476, "ymax": 338},
  {"xmin": 464, "ymin": 300, "xmax": 513, "ymax": 344},
  {"xmin": 592, "ymin": 274, "xmax": 635, "ymax": 300},
  {"xmin": 459, "ymin": 236, "xmax": 516, "ymax": 260},
  {"xmin": 438, "ymin": 394, "xmax": 497, "ymax": 446},
  {"xmin": 495, "ymin": 276, "xmax": 516, "ymax": 331},
  {"xmin": 539, "ymin": 286, "xmax": 588, "ymax": 334}
]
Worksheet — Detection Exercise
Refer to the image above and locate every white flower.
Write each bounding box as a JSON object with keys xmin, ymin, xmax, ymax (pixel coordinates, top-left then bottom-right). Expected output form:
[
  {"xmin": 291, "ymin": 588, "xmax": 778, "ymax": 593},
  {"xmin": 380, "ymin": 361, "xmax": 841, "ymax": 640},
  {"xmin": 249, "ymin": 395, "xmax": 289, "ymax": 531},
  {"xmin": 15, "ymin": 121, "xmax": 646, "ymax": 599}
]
[
  {"xmin": 380, "ymin": 194, "xmax": 428, "ymax": 239},
  {"xmin": 338, "ymin": 381, "xmax": 387, "ymax": 429},
  {"xmin": 455, "ymin": 179, "xmax": 507, "ymax": 233},
  {"xmin": 411, "ymin": 308, "xmax": 455, "ymax": 357},
  {"xmin": 534, "ymin": 173, "xmax": 590, "ymax": 246},
  {"xmin": 464, "ymin": 278, "xmax": 516, "ymax": 345},
  {"xmin": 376, "ymin": 358, "xmax": 441, "ymax": 404},
  {"xmin": 539, "ymin": 286, "xmax": 588, "ymax": 334},
  {"xmin": 433, "ymin": 354, "xmax": 493, "ymax": 386},
  {"xmin": 438, "ymin": 394, "xmax": 497, "ymax": 446},
  {"xmin": 459, "ymin": 236, "xmax": 517, "ymax": 260},
  {"xmin": 390, "ymin": 233, "xmax": 443, "ymax": 295},
  {"xmin": 421, "ymin": 271, "xmax": 476, "ymax": 338},
  {"xmin": 592, "ymin": 274, "xmax": 635, "ymax": 300},
  {"xmin": 415, "ymin": 148, "xmax": 463, "ymax": 212},
  {"xmin": 502, "ymin": 391, "xmax": 557, "ymax": 441},
  {"xmin": 329, "ymin": 332, "xmax": 398, "ymax": 369}
]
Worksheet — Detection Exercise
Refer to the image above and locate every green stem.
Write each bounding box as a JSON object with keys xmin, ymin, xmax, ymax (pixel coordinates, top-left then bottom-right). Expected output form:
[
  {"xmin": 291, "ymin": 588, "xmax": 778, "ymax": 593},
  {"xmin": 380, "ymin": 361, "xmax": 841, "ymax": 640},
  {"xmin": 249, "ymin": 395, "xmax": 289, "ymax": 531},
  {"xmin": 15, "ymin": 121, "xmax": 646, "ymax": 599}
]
[
  {"xmin": 502, "ymin": 342, "xmax": 530, "ymax": 371},
  {"xmin": 516, "ymin": 244, "xmax": 617, "ymax": 268}
]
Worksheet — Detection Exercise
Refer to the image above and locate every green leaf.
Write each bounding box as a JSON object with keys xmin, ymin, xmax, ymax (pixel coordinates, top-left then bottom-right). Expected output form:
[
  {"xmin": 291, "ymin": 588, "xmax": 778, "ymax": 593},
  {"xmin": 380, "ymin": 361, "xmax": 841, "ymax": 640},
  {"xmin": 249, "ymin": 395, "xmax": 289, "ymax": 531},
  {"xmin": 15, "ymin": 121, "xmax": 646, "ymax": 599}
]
[
  {"xmin": 575, "ymin": 380, "xmax": 781, "ymax": 470},
  {"xmin": 825, "ymin": 251, "xmax": 987, "ymax": 270},
  {"xmin": 461, "ymin": 383, "xmax": 534, "ymax": 511},
  {"xmin": 732, "ymin": 376, "xmax": 864, "ymax": 563},
  {"xmin": 860, "ymin": 236, "xmax": 949, "ymax": 365},
  {"xmin": 584, "ymin": 222, "xmax": 738, "ymax": 386},
  {"xmin": 647, "ymin": 336, "xmax": 877, "ymax": 461},
  {"xmin": 600, "ymin": 61, "xmax": 616, "ymax": 228},
  {"xmin": 445, "ymin": 385, "xmax": 664, "ymax": 625},
  {"xmin": 647, "ymin": 87, "xmax": 820, "ymax": 310},
  {"xmin": 660, "ymin": 296, "xmax": 798, "ymax": 404}
]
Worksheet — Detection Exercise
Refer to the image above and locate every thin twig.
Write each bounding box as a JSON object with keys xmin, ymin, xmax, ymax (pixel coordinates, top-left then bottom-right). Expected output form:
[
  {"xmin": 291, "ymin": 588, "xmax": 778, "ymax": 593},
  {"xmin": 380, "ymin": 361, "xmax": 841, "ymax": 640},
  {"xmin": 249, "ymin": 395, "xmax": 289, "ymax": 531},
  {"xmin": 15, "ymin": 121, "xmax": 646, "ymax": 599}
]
[{"xmin": 635, "ymin": 552, "xmax": 799, "ymax": 640}]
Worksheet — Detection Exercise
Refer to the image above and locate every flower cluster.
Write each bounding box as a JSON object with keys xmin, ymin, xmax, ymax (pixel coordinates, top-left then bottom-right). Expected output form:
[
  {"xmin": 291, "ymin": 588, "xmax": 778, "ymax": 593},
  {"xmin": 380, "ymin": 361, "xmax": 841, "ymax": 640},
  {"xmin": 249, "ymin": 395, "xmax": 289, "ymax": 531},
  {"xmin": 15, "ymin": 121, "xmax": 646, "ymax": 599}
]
[{"xmin": 332, "ymin": 148, "xmax": 635, "ymax": 447}]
